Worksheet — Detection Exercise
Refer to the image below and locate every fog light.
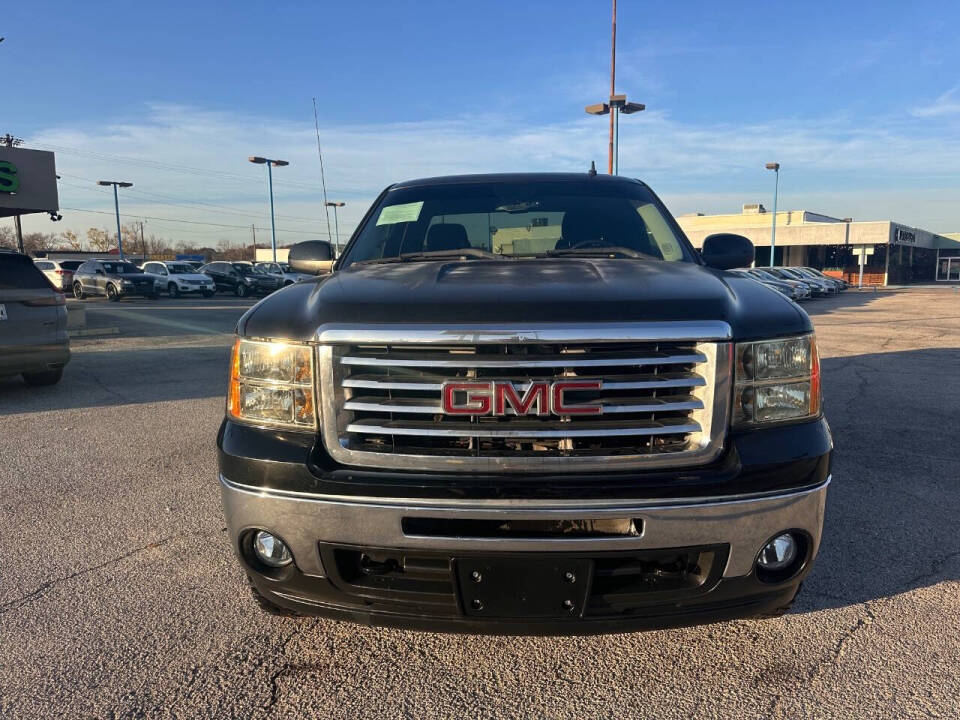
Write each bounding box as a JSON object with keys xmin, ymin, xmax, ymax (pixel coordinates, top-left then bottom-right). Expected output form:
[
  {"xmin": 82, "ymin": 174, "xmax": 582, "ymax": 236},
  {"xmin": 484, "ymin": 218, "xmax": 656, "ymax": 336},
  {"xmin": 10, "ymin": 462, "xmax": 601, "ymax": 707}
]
[
  {"xmin": 252, "ymin": 530, "xmax": 292, "ymax": 567},
  {"xmin": 757, "ymin": 533, "xmax": 798, "ymax": 571}
]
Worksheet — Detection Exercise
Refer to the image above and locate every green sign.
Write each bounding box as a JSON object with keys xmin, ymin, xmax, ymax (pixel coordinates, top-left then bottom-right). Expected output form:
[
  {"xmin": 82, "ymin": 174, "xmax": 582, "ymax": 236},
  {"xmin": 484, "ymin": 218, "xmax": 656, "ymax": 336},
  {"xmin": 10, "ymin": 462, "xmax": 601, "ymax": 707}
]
[{"xmin": 0, "ymin": 161, "xmax": 18, "ymax": 194}]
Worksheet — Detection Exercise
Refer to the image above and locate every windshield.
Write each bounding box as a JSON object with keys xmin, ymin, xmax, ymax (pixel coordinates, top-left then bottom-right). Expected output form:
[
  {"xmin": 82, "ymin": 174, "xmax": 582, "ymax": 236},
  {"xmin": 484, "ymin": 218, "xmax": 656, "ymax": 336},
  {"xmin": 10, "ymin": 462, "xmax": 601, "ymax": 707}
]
[
  {"xmin": 167, "ymin": 263, "xmax": 193, "ymax": 274},
  {"xmin": 59, "ymin": 260, "xmax": 83, "ymax": 271},
  {"xmin": 102, "ymin": 261, "xmax": 140, "ymax": 274},
  {"xmin": 232, "ymin": 263, "xmax": 254, "ymax": 275},
  {"xmin": 255, "ymin": 263, "xmax": 279, "ymax": 274},
  {"xmin": 340, "ymin": 180, "xmax": 692, "ymax": 267}
]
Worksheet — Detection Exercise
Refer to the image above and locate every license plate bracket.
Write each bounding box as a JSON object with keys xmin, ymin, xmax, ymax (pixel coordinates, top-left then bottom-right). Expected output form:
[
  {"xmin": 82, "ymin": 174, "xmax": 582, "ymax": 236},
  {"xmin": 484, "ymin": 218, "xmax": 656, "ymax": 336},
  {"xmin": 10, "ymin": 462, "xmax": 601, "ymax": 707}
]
[{"xmin": 455, "ymin": 556, "xmax": 592, "ymax": 619}]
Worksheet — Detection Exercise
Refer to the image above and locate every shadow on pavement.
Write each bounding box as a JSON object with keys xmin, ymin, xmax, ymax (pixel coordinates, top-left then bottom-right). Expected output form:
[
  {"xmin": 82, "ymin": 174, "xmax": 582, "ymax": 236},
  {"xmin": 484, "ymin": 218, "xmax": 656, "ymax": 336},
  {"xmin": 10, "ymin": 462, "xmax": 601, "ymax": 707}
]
[
  {"xmin": 0, "ymin": 344, "xmax": 231, "ymax": 414},
  {"xmin": 797, "ymin": 347, "xmax": 960, "ymax": 613}
]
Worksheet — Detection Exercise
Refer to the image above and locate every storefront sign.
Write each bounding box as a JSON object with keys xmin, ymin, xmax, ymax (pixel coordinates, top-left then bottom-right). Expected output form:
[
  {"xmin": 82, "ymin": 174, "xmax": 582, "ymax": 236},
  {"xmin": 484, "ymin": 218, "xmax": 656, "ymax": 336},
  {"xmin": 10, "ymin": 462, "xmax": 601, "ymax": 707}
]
[
  {"xmin": 0, "ymin": 146, "xmax": 59, "ymax": 218},
  {"xmin": 894, "ymin": 228, "xmax": 916, "ymax": 244}
]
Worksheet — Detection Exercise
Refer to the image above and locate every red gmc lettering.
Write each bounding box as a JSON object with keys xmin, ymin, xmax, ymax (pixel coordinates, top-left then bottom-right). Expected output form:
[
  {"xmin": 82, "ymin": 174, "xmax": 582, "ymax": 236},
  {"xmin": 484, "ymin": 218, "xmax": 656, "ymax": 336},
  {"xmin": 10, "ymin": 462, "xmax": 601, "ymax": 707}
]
[
  {"xmin": 441, "ymin": 382, "xmax": 492, "ymax": 415},
  {"xmin": 493, "ymin": 382, "xmax": 550, "ymax": 416},
  {"xmin": 551, "ymin": 380, "xmax": 603, "ymax": 415}
]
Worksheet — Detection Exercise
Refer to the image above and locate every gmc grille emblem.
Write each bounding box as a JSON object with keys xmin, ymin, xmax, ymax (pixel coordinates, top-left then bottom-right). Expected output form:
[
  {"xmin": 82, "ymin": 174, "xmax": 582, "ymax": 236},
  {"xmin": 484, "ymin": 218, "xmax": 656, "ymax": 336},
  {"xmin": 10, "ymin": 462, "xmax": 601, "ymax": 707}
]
[{"xmin": 441, "ymin": 380, "xmax": 603, "ymax": 417}]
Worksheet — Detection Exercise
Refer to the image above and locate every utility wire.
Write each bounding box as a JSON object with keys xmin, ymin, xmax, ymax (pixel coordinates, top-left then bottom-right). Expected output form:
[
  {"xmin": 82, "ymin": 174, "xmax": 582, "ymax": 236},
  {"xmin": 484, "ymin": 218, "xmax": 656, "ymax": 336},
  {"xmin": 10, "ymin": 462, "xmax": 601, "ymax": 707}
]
[
  {"xmin": 61, "ymin": 206, "xmax": 331, "ymax": 235},
  {"xmin": 313, "ymin": 97, "xmax": 334, "ymax": 243}
]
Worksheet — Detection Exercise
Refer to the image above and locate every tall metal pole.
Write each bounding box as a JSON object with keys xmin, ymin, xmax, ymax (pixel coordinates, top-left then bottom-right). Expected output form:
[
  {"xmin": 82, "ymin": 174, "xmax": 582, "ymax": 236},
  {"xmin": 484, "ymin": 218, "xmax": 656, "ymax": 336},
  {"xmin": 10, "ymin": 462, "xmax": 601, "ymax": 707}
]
[
  {"xmin": 613, "ymin": 106, "xmax": 620, "ymax": 175},
  {"xmin": 608, "ymin": 0, "xmax": 616, "ymax": 175},
  {"xmin": 14, "ymin": 214, "xmax": 24, "ymax": 253},
  {"xmin": 332, "ymin": 205, "xmax": 341, "ymax": 253},
  {"xmin": 267, "ymin": 162, "xmax": 278, "ymax": 263},
  {"xmin": 112, "ymin": 184, "xmax": 124, "ymax": 259},
  {"xmin": 769, "ymin": 168, "xmax": 779, "ymax": 267}
]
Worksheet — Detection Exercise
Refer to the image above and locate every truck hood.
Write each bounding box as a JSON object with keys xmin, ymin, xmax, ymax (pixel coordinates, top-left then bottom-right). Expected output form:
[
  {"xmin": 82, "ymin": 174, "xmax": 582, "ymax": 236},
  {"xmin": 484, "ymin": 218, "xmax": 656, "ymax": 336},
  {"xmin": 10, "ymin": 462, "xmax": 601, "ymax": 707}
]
[{"xmin": 239, "ymin": 258, "xmax": 811, "ymax": 342}]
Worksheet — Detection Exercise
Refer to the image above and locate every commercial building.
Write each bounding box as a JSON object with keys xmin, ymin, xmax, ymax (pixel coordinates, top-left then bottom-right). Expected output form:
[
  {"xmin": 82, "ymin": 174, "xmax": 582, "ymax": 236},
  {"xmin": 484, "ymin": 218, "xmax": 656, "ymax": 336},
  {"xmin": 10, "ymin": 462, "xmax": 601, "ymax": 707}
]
[{"xmin": 676, "ymin": 204, "xmax": 960, "ymax": 285}]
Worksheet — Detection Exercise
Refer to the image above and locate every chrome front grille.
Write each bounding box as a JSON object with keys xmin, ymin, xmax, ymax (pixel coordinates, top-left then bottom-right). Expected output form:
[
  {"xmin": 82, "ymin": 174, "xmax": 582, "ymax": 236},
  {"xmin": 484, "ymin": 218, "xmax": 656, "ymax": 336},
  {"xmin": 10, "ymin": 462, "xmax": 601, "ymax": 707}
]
[{"xmin": 317, "ymin": 323, "xmax": 731, "ymax": 473}]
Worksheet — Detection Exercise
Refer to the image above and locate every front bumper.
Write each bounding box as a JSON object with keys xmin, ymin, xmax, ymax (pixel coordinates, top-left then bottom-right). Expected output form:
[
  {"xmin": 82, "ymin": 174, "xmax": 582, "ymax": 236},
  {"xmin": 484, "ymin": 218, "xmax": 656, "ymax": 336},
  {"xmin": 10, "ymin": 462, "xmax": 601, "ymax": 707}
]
[{"xmin": 222, "ymin": 475, "xmax": 829, "ymax": 633}]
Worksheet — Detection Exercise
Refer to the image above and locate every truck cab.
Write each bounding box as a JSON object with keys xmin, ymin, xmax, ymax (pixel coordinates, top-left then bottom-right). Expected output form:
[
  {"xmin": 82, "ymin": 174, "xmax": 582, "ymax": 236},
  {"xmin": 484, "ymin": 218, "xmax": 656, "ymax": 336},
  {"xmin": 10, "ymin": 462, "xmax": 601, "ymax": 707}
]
[{"xmin": 217, "ymin": 173, "xmax": 831, "ymax": 634}]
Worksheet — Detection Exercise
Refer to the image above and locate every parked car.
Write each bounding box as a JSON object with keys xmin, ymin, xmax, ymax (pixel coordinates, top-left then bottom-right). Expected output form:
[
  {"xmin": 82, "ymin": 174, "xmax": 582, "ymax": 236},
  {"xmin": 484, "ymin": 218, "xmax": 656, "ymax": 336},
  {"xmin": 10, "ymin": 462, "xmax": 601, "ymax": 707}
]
[
  {"xmin": 199, "ymin": 261, "xmax": 281, "ymax": 297},
  {"xmin": 34, "ymin": 259, "xmax": 84, "ymax": 292},
  {"xmin": 141, "ymin": 261, "xmax": 216, "ymax": 298},
  {"xmin": 253, "ymin": 261, "xmax": 314, "ymax": 286},
  {"xmin": 72, "ymin": 259, "xmax": 159, "ymax": 301},
  {"xmin": 219, "ymin": 172, "xmax": 831, "ymax": 633},
  {"xmin": 798, "ymin": 267, "xmax": 848, "ymax": 291},
  {"xmin": 773, "ymin": 267, "xmax": 836, "ymax": 296},
  {"xmin": 731, "ymin": 269, "xmax": 806, "ymax": 301},
  {"xmin": 0, "ymin": 249, "xmax": 70, "ymax": 385},
  {"xmin": 746, "ymin": 268, "xmax": 811, "ymax": 300}
]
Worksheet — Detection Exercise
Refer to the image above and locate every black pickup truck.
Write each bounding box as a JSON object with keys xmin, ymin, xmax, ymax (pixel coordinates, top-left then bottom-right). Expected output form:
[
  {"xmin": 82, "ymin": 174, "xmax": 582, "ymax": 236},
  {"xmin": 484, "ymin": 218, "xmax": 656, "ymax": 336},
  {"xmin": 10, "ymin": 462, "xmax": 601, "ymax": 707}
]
[{"xmin": 217, "ymin": 173, "xmax": 831, "ymax": 634}]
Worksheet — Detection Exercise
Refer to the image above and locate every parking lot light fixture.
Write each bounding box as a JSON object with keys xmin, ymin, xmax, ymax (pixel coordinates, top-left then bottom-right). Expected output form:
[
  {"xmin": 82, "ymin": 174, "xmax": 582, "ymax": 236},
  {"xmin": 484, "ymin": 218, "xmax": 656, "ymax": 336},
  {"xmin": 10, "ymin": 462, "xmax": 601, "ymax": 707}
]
[
  {"xmin": 324, "ymin": 201, "xmax": 345, "ymax": 255},
  {"xmin": 765, "ymin": 163, "xmax": 780, "ymax": 267},
  {"xmin": 96, "ymin": 180, "xmax": 134, "ymax": 258},
  {"xmin": 248, "ymin": 156, "xmax": 289, "ymax": 262}
]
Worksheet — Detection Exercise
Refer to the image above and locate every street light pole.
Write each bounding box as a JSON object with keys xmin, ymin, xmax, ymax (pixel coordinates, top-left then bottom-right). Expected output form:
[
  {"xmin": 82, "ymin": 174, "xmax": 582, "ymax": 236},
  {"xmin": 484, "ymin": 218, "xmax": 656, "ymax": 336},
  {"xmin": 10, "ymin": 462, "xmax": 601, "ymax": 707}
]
[
  {"xmin": 765, "ymin": 163, "xmax": 780, "ymax": 267},
  {"xmin": 324, "ymin": 201, "xmax": 345, "ymax": 254},
  {"xmin": 97, "ymin": 180, "xmax": 133, "ymax": 258},
  {"xmin": 585, "ymin": 1, "xmax": 644, "ymax": 175},
  {"xmin": 248, "ymin": 156, "xmax": 289, "ymax": 263}
]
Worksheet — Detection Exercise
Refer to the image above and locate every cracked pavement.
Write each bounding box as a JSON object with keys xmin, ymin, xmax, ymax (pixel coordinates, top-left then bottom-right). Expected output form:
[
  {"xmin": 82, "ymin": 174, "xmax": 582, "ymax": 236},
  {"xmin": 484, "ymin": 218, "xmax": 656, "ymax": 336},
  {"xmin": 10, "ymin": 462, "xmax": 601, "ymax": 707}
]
[{"xmin": 1, "ymin": 291, "xmax": 958, "ymax": 719}]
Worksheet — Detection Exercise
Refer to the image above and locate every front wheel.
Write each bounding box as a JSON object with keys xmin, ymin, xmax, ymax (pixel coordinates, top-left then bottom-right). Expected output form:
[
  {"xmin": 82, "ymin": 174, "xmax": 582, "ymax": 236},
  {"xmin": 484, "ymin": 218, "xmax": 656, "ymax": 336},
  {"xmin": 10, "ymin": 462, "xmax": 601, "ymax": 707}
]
[
  {"xmin": 23, "ymin": 368, "xmax": 64, "ymax": 386},
  {"xmin": 106, "ymin": 284, "xmax": 120, "ymax": 301},
  {"xmin": 168, "ymin": 282, "xmax": 180, "ymax": 298},
  {"xmin": 73, "ymin": 282, "xmax": 85, "ymax": 300},
  {"xmin": 235, "ymin": 283, "xmax": 249, "ymax": 298}
]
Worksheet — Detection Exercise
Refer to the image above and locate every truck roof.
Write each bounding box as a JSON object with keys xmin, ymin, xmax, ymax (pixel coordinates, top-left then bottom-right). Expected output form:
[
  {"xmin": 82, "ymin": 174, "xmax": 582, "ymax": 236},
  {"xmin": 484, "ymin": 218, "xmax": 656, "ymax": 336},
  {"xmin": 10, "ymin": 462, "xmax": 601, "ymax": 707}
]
[{"xmin": 391, "ymin": 172, "xmax": 647, "ymax": 189}]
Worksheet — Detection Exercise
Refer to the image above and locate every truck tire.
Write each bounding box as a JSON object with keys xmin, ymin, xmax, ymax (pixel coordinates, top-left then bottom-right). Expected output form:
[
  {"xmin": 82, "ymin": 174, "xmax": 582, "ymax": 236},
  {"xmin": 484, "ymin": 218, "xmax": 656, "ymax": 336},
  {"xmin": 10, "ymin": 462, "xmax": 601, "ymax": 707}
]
[
  {"xmin": 23, "ymin": 368, "xmax": 64, "ymax": 386},
  {"xmin": 247, "ymin": 576, "xmax": 300, "ymax": 617}
]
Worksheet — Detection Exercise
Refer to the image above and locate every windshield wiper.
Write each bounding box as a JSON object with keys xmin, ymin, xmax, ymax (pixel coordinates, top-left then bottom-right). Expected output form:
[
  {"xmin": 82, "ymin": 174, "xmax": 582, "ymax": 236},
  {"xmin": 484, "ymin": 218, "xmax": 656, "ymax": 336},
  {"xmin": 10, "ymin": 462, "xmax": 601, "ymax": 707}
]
[
  {"xmin": 543, "ymin": 246, "xmax": 646, "ymax": 259},
  {"xmin": 354, "ymin": 248, "xmax": 502, "ymax": 265}
]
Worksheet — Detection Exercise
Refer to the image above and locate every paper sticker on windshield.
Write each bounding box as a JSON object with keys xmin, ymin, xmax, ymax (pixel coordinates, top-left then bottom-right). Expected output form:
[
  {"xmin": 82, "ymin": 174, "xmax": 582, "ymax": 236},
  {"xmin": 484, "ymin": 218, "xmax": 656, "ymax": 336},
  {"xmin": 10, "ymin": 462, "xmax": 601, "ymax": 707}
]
[{"xmin": 376, "ymin": 201, "xmax": 424, "ymax": 226}]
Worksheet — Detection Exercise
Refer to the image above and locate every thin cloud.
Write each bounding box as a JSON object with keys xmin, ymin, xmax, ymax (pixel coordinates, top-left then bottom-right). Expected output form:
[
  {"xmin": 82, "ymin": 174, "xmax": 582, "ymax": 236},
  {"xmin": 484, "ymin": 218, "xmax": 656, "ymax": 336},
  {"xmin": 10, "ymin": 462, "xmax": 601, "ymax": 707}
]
[{"xmin": 911, "ymin": 86, "xmax": 960, "ymax": 117}]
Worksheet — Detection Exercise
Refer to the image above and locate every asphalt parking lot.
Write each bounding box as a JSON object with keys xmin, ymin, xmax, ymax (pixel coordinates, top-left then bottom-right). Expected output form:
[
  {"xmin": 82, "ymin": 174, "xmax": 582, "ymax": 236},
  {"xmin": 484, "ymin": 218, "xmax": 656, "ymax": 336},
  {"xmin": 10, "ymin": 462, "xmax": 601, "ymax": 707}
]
[{"xmin": 1, "ymin": 290, "xmax": 958, "ymax": 719}]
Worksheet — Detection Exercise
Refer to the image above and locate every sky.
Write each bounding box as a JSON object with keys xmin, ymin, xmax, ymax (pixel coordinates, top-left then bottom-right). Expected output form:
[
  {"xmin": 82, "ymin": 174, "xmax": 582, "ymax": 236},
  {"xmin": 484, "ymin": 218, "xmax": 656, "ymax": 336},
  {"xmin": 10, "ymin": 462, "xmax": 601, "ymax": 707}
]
[{"xmin": 4, "ymin": 0, "xmax": 960, "ymax": 248}]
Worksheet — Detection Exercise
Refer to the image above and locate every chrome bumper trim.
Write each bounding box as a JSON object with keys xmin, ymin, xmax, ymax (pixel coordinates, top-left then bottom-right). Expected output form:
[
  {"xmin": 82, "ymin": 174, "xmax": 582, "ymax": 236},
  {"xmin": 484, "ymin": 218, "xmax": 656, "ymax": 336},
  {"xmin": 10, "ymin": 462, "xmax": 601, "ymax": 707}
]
[{"xmin": 221, "ymin": 475, "xmax": 829, "ymax": 580}]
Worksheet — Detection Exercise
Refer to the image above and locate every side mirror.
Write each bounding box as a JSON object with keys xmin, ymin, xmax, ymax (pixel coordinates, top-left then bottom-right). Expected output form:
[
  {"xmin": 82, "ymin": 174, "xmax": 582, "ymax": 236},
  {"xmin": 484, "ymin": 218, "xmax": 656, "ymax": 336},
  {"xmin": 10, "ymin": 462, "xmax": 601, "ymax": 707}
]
[
  {"xmin": 288, "ymin": 240, "xmax": 334, "ymax": 275},
  {"xmin": 701, "ymin": 233, "xmax": 754, "ymax": 270}
]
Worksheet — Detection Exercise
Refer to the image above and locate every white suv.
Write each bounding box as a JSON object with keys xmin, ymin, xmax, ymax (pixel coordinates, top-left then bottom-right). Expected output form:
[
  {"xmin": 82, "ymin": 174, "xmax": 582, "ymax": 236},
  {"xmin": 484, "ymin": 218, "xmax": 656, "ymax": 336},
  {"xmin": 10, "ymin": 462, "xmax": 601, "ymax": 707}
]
[
  {"xmin": 141, "ymin": 261, "xmax": 216, "ymax": 298},
  {"xmin": 34, "ymin": 259, "xmax": 84, "ymax": 292}
]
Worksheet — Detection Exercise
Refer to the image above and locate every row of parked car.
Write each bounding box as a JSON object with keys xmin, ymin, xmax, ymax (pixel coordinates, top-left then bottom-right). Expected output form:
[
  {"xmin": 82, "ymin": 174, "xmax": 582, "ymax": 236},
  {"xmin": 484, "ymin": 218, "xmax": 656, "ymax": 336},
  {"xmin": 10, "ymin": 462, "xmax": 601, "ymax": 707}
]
[
  {"xmin": 34, "ymin": 258, "xmax": 313, "ymax": 301},
  {"xmin": 732, "ymin": 266, "xmax": 848, "ymax": 301}
]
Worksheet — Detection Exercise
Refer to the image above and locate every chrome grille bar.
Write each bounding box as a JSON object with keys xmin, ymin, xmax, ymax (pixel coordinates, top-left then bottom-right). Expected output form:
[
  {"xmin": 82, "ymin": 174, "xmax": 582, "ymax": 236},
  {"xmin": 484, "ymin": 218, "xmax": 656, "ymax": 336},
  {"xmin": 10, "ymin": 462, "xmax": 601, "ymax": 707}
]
[
  {"xmin": 343, "ymin": 396, "xmax": 703, "ymax": 415},
  {"xmin": 345, "ymin": 418, "xmax": 702, "ymax": 438},
  {"xmin": 340, "ymin": 351, "xmax": 706, "ymax": 369}
]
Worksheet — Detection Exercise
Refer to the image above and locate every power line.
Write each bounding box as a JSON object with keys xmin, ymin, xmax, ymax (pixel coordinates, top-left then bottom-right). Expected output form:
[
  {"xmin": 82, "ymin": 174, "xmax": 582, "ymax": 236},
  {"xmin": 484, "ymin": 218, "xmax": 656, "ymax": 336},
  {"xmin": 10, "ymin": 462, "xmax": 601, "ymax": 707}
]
[
  {"xmin": 60, "ymin": 206, "xmax": 332, "ymax": 235},
  {"xmin": 31, "ymin": 141, "xmax": 331, "ymax": 193},
  {"xmin": 56, "ymin": 171, "xmax": 329, "ymax": 225}
]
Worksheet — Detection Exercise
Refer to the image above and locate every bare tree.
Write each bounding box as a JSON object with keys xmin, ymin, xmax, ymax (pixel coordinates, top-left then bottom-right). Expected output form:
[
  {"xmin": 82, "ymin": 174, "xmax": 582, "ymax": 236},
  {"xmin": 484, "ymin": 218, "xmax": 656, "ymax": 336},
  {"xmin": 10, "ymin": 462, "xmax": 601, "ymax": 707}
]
[
  {"xmin": 86, "ymin": 228, "xmax": 115, "ymax": 252},
  {"xmin": 60, "ymin": 230, "xmax": 82, "ymax": 251},
  {"xmin": 0, "ymin": 225, "xmax": 15, "ymax": 250}
]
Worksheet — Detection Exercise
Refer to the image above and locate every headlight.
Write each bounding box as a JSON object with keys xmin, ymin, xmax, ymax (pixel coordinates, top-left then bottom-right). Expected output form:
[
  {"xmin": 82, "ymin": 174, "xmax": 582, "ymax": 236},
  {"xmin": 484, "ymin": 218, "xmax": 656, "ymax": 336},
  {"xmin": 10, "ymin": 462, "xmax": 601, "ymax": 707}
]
[
  {"xmin": 227, "ymin": 339, "xmax": 315, "ymax": 429},
  {"xmin": 733, "ymin": 334, "xmax": 820, "ymax": 426}
]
